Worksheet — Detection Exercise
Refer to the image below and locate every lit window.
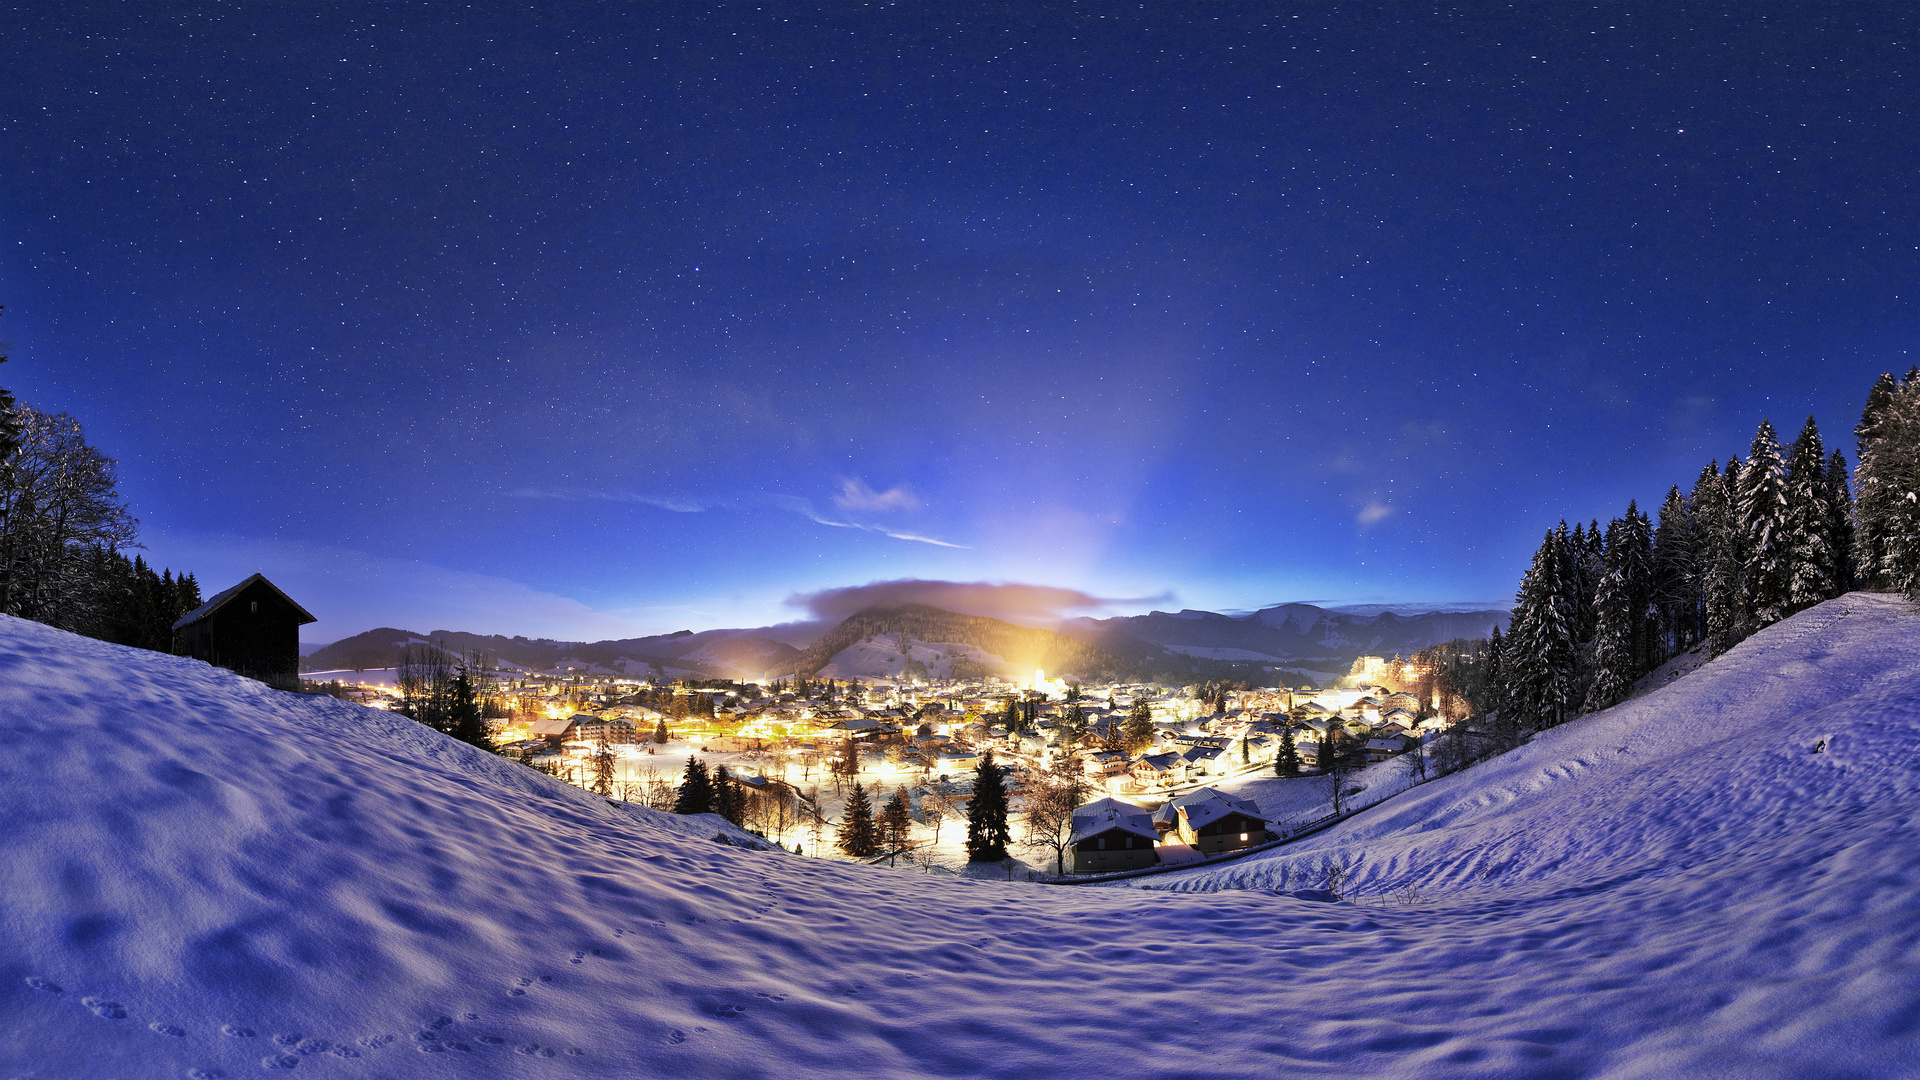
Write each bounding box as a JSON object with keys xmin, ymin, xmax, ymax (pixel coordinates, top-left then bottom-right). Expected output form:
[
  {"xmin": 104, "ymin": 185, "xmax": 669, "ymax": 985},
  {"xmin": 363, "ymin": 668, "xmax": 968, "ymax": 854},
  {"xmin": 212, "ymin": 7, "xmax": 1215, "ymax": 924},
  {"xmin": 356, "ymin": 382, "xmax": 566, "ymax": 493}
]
[{"xmin": 1239, "ymin": 832, "xmax": 1248, "ymax": 842}]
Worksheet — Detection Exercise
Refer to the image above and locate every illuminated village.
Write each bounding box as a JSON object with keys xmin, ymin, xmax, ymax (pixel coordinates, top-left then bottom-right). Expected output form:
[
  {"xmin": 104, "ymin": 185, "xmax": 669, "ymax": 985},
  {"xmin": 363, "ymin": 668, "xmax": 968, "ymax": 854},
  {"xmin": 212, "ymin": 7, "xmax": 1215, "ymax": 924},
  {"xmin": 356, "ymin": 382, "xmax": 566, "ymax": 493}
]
[{"xmin": 306, "ymin": 649, "xmax": 1456, "ymax": 877}]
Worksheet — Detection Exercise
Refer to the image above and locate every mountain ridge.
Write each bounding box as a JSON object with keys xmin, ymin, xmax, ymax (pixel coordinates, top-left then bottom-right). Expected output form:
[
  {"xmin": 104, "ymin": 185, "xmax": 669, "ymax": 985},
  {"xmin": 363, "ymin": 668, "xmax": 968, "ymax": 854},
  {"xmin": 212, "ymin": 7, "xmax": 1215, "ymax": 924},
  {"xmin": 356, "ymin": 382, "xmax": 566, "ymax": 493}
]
[{"xmin": 300, "ymin": 600, "xmax": 1507, "ymax": 683}]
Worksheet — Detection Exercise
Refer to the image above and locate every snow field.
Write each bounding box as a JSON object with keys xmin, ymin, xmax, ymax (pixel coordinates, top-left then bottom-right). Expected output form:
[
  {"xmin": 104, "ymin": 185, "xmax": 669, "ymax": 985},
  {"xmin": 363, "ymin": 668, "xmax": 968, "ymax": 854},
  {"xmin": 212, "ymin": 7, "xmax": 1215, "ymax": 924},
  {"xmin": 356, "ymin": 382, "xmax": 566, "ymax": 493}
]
[{"xmin": 0, "ymin": 593, "xmax": 1916, "ymax": 1078}]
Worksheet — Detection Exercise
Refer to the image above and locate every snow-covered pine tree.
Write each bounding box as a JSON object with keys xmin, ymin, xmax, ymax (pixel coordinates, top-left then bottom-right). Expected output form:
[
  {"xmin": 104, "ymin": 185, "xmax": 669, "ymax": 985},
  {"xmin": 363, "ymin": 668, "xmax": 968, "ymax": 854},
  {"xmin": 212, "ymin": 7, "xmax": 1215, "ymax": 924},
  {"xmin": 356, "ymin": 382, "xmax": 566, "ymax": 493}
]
[
  {"xmin": 1508, "ymin": 526, "xmax": 1579, "ymax": 730},
  {"xmin": 1615, "ymin": 501, "xmax": 1656, "ymax": 671},
  {"xmin": 1565, "ymin": 521, "xmax": 1603, "ymax": 645},
  {"xmin": 1123, "ymin": 699, "xmax": 1154, "ymax": 750},
  {"xmin": 837, "ymin": 781, "xmax": 879, "ymax": 857},
  {"xmin": 1652, "ymin": 485, "xmax": 1700, "ymax": 658},
  {"xmin": 879, "ymin": 788, "xmax": 912, "ymax": 850},
  {"xmin": 1783, "ymin": 416, "xmax": 1837, "ymax": 612},
  {"xmin": 1852, "ymin": 371, "xmax": 1901, "ymax": 588},
  {"xmin": 714, "ymin": 765, "xmax": 744, "ymax": 825},
  {"xmin": 1855, "ymin": 372, "xmax": 1920, "ymax": 596},
  {"xmin": 1694, "ymin": 461, "xmax": 1743, "ymax": 650},
  {"xmin": 673, "ymin": 756, "xmax": 714, "ymax": 815},
  {"xmin": 964, "ymin": 751, "xmax": 1011, "ymax": 862},
  {"xmin": 1736, "ymin": 422, "xmax": 1794, "ymax": 628},
  {"xmin": 1875, "ymin": 375, "xmax": 1920, "ymax": 597},
  {"xmin": 1274, "ymin": 725, "xmax": 1301, "ymax": 777},
  {"xmin": 1479, "ymin": 623, "xmax": 1507, "ymax": 723},
  {"xmin": 1584, "ymin": 562, "xmax": 1635, "ymax": 713},
  {"xmin": 1826, "ymin": 450, "xmax": 1854, "ymax": 591}
]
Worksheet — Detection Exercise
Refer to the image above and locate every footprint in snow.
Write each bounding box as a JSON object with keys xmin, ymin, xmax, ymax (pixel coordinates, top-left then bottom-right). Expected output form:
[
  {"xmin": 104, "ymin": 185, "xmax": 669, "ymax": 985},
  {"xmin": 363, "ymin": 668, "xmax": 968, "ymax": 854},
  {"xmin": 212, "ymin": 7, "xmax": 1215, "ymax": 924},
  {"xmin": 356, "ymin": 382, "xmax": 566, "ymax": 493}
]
[
  {"xmin": 664, "ymin": 1030, "xmax": 688, "ymax": 1045},
  {"xmin": 150, "ymin": 1022, "xmax": 185, "ymax": 1037},
  {"xmin": 82, "ymin": 997, "xmax": 127, "ymax": 1019},
  {"xmin": 24, "ymin": 976, "xmax": 62, "ymax": 994},
  {"xmin": 356, "ymin": 1033, "xmax": 395, "ymax": 1048},
  {"xmin": 188, "ymin": 1069, "xmax": 224, "ymax": 1079},
  {"xmin": 570, "ymin": 950, "xmax": 586, "ymax": 964},
  {"xmin": 714, "ymin": 1004, "xmax": 747, "ymax": 1019},
  {"xmin": 222, "ymin": 1025, "xmax": 256, "ymax": 1038},
  {"xmin": 260, "ymin": 1054, "xmax": 300, "ymax": 1071}
]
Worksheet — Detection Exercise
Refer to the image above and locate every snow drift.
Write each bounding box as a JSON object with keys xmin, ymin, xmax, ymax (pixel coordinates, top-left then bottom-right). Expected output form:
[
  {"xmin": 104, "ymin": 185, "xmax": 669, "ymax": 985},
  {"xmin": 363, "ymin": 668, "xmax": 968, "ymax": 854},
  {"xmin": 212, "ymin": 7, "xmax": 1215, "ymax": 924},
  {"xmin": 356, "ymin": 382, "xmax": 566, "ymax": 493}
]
[{"xmin": 4, "ymin": 594, "xmax": 1920, "ymax": 1079}]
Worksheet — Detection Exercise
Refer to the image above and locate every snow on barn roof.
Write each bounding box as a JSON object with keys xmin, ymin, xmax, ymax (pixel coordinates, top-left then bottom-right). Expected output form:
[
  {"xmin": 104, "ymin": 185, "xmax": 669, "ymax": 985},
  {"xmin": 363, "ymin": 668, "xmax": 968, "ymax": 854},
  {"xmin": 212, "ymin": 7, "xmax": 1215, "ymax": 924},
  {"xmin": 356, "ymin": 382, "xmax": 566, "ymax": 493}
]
[
  {"xmin": 171, "ymin": 572, "xmax": 317, "ymax": 630},
  {"xmin": 1153, "ymin": 786, "xmax": 1270, "ymax": 831},
  {"xmin": 1068, "ymin": 797, "xmax": 1159, "ymax": 846}
]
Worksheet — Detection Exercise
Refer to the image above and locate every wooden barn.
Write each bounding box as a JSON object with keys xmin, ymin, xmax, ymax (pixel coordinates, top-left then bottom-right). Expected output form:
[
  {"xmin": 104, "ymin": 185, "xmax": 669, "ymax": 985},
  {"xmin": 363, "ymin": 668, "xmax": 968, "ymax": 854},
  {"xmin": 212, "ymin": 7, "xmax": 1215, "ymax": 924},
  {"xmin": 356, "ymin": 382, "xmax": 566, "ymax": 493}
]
[{"xmin": 171, "ymin": 574, "xmax": 316, "ymax": 688}]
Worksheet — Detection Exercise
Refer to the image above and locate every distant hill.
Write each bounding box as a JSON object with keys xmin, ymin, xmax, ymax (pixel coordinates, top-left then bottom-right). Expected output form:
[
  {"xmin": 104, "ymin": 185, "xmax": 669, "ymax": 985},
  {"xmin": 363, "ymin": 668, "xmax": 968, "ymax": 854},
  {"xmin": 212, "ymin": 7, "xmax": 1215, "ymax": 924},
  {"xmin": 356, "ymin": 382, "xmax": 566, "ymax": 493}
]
[
  {"xmin": 300, "ymin": 600, "xmax": 1502, "ymax": 686},
  {"xmin": 1061, "ymin": 602, "xmax": 1509, "ymax": 680},
  {"xmin": 302, "ymin": 626, "xmax": 800, "ymax": 681},
  {"xmin": 783, "ymin": 603, "xmax": 1138, "ymax": 683}
]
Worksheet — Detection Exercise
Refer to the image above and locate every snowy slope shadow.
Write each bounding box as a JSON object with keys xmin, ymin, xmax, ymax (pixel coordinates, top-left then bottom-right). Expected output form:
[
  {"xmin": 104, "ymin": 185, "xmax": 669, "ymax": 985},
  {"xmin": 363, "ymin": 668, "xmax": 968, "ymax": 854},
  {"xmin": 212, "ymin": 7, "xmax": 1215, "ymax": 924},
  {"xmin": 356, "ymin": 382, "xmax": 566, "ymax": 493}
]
[{"xmin": 2, "ymin": 595, "xmax": 1919, "ymax": 1079}]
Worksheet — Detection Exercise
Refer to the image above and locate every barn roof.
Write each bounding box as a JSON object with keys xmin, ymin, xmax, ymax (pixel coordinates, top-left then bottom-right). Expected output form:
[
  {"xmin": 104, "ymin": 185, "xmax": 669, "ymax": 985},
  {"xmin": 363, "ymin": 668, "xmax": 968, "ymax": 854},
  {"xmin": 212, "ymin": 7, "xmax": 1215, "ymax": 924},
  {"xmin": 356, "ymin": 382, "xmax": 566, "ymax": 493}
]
[
  {"xmin": 171, "ymin": 573, "xmax": 318, "ymax": 630},
  {"xmin": 1068, "ymin": 797, "xmax": 1159, "ymax": 846}
]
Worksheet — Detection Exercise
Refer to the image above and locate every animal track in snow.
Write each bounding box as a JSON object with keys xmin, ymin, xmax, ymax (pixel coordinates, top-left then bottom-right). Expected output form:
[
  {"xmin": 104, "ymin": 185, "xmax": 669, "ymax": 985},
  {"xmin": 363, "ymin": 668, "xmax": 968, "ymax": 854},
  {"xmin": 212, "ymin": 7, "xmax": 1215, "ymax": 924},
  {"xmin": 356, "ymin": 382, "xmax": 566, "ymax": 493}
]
[
  {"xmin": 82, "ymin": 997, "xmax": 126, "ymax": 1019},
  {"xmin": 222, "ymin": 1025, "xmax": 256, "ymax": 1038},
  {"xmin": 714, "ymin": 1004, "xmax": 747, "ymax": 1019},
  {"xmin": 24, "ymin": 976, "xmax": 62, "ymax": 993},
  {"xmin": 188, "ymin": 1069, "xmax": 224, "ymax": 1079},
  {"xmin": 260, "ymin": 1054, "xmax": 300, "ymax": 1070},
  {"xmin": 664, "ymin": 1029, "xmax": 687, "ymax": 1045},
  {"xmin": 271, "ymin": 1032, "xmax": 303, "ymax": 1047},
  {"xmin": 356, "ymin": 1033, "xmax": 395, "ymax": 1048},
  {"xmin": 149, "ymin": 1022, "xmax": 185, "ymax": 1037}
]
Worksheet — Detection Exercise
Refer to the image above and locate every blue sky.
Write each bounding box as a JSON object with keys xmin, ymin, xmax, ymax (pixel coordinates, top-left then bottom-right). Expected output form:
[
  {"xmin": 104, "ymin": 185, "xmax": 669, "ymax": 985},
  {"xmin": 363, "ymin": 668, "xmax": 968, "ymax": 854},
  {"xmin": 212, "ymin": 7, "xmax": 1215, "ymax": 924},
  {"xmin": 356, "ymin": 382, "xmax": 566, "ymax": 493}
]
[{"xmin": 2, "ymin": 4, "xmax": 1912, "ymax": 642}]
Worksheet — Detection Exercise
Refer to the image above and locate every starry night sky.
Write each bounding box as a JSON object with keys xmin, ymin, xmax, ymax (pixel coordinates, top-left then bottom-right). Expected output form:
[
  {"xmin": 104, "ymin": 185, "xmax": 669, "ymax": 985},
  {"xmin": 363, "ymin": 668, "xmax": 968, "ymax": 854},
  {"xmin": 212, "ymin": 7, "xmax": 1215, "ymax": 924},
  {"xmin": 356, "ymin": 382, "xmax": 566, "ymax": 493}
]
[{"xmin": 2, "ymin": 4, "xmax": 1915, "ymax": 642}]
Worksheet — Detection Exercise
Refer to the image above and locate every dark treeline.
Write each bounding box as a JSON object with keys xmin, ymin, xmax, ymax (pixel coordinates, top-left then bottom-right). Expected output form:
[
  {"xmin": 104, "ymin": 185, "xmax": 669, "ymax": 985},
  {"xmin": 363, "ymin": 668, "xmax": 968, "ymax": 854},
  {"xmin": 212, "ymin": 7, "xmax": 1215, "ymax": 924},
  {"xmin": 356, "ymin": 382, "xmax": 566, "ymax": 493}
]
[
  {"xmin": 1457, "ymin": 370, "xmax": 1920, "ymax": 765},
  {"xmin": 0, "ymin": 309, "xmax": 202, "ymax": 649}
]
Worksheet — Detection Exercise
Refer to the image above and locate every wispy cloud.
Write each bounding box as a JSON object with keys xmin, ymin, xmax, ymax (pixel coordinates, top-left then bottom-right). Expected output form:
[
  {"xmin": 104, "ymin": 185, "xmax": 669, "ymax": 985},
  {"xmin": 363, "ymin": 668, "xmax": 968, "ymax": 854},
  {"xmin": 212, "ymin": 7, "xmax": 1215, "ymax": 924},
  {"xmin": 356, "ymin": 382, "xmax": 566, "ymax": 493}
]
[
  {"xmin": 510, "ymin": 488, "xmax": 704, "ymax": 513},
  {"xmin": 1356, "ymin": 502, "xmax": 1394, "ymax": 528},
  {"xmin": 767, "ymin": 495, "xmax": 966, "ymax": 548},
  {"xmin": 833, "ymin": 478, "xmax": 920, "ymax": 513},
  {"xmin": 512, "ymin": 487, "xmax": 965, "ymax": 547},
  {"xmin": 877, "ymin": 530, "xmax": 966, "ymax": 549}
]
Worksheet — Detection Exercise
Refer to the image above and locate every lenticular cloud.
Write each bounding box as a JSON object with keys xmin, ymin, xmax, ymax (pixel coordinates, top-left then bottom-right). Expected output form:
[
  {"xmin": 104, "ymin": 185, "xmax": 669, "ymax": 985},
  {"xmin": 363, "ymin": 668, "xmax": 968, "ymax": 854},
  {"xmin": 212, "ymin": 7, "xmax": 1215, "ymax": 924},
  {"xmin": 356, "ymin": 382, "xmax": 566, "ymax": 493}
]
[{"xmin": 789, "ymin": 578, "xmax": 1171, "ymax": 624}]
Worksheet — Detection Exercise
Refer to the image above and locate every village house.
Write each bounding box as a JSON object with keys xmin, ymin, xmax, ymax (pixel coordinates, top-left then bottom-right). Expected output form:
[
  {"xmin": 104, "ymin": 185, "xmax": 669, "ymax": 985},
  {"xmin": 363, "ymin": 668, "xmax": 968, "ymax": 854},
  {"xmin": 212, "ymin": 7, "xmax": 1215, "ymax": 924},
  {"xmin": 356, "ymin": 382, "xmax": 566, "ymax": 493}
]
[
  {"xmin": 1153, "ymin": 788, "xmax": 1274, "ymax": 855},
  {"xmin": 1083, "ymin": 749, "xmax": 1129, "ymax": 780},
  {"xmin": 1129, "ymin": 751, "xmax": 1183, "ymax": 789},
  {"xmin": 1066, "ymin": 797, "xmax": 1161, "ymax": 874}
]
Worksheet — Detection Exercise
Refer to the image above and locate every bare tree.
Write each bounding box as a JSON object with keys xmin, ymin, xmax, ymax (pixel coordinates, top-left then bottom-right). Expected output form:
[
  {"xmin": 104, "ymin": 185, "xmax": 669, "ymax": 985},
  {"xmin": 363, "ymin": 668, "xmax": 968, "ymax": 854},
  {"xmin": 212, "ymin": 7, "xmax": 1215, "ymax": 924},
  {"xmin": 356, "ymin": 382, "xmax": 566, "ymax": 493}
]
[
  {"xmin": 0, "ymin": 407, "xmax": 138, "ymax": 626},
  {"xmin": 1021, "ymin": 761, "xmax": 1092, "ymax": 875}
]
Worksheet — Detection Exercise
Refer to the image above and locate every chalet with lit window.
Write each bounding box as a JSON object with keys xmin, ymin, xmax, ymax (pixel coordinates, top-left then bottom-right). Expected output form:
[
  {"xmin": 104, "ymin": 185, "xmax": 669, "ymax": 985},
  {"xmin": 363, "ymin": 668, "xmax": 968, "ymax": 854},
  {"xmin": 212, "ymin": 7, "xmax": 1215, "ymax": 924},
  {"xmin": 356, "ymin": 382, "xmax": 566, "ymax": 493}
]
[
  {"xmin": 1067, "ymin": 797, "xmax": 1161, "ymax": 873},
  {"xmin": 1152, "ymin": 787, "xmax": 1274, "ymax": 855},
  {"xmin": 171, "ymin": 573, "xmax": 316, "ymax": 688}
]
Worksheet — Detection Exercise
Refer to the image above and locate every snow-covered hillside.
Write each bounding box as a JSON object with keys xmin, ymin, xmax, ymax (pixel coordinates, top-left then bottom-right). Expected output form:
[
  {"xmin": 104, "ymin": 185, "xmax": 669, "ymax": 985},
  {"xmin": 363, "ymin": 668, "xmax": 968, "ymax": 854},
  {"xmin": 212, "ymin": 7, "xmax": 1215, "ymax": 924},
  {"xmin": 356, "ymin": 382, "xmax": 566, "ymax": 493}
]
[
  {"xmin": 5, "ymin": 594, "xmax": 1919, "ymax": 1078},
  {"xmin": 814, "ymin": 637, "xmax": 1005, "ymax": 680}
]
